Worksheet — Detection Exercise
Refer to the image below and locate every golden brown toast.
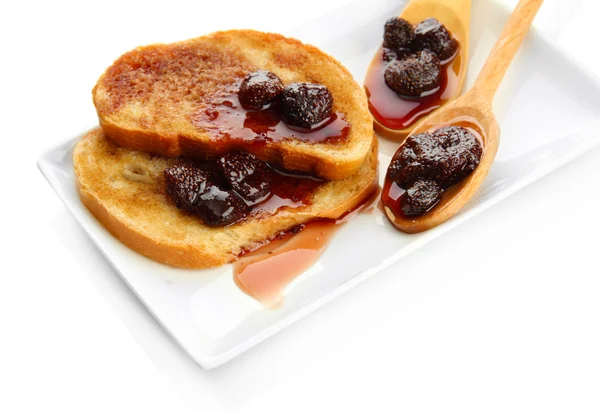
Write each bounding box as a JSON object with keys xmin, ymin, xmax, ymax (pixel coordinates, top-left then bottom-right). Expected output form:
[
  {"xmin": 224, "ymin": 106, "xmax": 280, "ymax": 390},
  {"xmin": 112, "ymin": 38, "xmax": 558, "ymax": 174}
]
[
  {"xmin": 93, "ymin": 30, "xmax": 373, "ymax": 180},
  {"xmin": 74, "ymin": 129, "xmax": 378, "ymax": 268}
]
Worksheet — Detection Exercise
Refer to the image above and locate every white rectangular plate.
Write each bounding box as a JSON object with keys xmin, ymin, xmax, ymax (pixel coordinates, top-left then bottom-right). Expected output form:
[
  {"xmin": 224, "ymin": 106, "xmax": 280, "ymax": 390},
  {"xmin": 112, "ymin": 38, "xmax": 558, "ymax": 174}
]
[{"xmin": 38, "ymin": 0, "xmax": 600, "ymax": 369}]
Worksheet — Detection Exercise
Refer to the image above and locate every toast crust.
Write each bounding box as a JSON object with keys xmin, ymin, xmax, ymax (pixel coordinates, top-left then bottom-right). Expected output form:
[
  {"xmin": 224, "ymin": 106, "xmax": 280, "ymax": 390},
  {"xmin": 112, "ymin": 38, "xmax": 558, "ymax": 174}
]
[
  {"xmin": 93, "ymin": 30, "xmax": 373, "ymax": 180},
  {"xmin": 74, "ymin": 129, "xmax": 378, "ymax": 268}
]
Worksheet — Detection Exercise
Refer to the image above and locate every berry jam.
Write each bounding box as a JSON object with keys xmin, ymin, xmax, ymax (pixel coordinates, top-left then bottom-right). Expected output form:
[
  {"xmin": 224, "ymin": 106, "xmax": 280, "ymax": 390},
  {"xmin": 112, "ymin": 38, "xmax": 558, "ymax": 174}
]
[
  {"xmin": 381, "ymin": 121, "xmax": 484, "ymax": 221},
  {"xmin": 365, "ymin": 47, "xmax": 461, "ymax": 132},
  {"xmin": 191, "ymin": 84, "xmax": 350, "ymax": 145},
  {"xmin": 165, "ymin": 155, "xmax": 324, "ymax": 227}
]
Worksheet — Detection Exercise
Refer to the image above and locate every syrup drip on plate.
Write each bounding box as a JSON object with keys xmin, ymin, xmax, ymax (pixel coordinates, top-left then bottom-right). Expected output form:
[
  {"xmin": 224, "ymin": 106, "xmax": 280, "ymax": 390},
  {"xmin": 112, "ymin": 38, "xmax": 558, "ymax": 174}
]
[
  {"xmin": 234, "ymin": 221, "xmax": 340, "ymax": 308},
  {"xmin": 233, "ymin": 185, "xmax": 381, "ymax": 308}
]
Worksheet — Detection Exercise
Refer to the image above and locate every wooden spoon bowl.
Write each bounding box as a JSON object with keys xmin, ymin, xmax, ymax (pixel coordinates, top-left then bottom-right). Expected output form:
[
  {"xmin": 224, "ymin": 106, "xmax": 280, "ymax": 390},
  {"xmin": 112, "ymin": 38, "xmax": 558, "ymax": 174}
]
[
  {"xmin": 366, "ymin": 0, "xmax": 472, "ymax": 141},
  {"xmin": 383, "ymin": 0, "xmax": 544, "ymax": 233},
  {"xmin": 383, "ymin": 95, "xmax": 500, "ymax": 233}
]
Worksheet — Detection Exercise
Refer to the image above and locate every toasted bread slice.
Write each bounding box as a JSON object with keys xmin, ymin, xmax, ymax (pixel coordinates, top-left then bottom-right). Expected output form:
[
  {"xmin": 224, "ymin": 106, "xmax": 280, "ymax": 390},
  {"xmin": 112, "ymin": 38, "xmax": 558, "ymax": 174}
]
[
  {"xmin": 92, "ymin": 30, "xmax": 373, "ymax": 180},
  {"xmin": 74, "ymin": 129, "xmax": 378, "ymax": 268}
]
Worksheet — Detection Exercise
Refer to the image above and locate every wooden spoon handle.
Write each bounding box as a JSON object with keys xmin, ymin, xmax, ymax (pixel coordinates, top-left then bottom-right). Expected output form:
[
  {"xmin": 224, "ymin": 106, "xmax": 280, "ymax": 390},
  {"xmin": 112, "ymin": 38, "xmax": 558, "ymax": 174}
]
[{"xmin": 471, "ymin": 0, "xmax": 543, "ymax": 103}]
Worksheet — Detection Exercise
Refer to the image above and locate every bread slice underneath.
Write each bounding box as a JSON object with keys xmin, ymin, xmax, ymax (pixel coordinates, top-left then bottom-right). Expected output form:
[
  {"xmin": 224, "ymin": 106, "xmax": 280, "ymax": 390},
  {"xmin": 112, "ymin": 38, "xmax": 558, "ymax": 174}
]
[
  {"xmin": 92, "ymin": 29, "xmax": 373, "ymax": 180},
  {"xmin": 73, "ymin": 129, "xmax": 378, "ymax": 268}
]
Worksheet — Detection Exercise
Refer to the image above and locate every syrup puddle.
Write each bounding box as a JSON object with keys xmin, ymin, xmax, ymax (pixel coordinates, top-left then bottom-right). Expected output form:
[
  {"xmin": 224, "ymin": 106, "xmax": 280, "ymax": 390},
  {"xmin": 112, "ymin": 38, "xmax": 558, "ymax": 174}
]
[
  {"xmin": 233, "ymin": 221, "xmax": 340, "ymax": 308},
  {"xmin": 233, "ymin": 186, "xmax": 381, "ymax": 308}
]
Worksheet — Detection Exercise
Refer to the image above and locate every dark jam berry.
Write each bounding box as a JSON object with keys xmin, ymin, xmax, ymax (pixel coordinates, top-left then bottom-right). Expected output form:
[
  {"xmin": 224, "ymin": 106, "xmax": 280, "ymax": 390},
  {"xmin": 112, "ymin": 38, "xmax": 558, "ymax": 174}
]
[
  {"xmin": 217, "ymin": 152, "xmax": 272, "ymax": 204},
  {"xmin": 277, "ymin": 83, "xmax": 334, "ymax": 128},
  {"xmin": 384, "ymin": 50, "xmax": 441, "ymax": 98},
  {"xmin": 429, "ymin": 126, "xmax": 482, "ymax": 187},
  {"xmin": 164, "ymin": 164, "xmax": 249, "ymax": 227},
  {"xmin": 195, "ymin": 184, "xmax": 250, "ymax": 227},
  {"xmin": 412, "ymin": 18, "xmax": 458, "ymax": 62},
  {"xmin": 400, "ymin": 179, "xmax": 442, "ymax": 216},
  {"xmin": 164, "ymin": 164, "xmax": 212, "ymax": 213},
  {"xmin": 388, "ymin": 126, "xmax": 482, "ymax": 190},
  {"xmin": 383, "ymin": 17, "xmax": 415, "ymax": 54},
  {"xmin": 238, "ymin": 70, "xmax": 285, "ymax": 111}
]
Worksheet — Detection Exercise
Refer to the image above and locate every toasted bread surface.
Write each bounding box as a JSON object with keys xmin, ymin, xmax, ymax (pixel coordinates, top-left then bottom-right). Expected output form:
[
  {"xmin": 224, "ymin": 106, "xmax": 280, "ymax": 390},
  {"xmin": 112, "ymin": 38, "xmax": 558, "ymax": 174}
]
[
  {"xmin": 73, "ymin": 129, "xmax": 378, "ymax": 268},
  {"xmin": 93, "ymin": 30, "xmax": 373, "ymax": 180}
]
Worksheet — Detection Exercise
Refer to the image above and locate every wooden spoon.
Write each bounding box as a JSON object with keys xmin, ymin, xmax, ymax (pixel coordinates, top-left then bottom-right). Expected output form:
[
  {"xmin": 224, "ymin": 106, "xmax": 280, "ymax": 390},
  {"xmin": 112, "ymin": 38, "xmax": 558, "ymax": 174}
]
[
  {"xmin": 365, "ymin": 0, "xmax": 472, "ymax": 141},
  {"xmin": 383, "ymin": 0, "xmax": 544, "ymax": 234}
]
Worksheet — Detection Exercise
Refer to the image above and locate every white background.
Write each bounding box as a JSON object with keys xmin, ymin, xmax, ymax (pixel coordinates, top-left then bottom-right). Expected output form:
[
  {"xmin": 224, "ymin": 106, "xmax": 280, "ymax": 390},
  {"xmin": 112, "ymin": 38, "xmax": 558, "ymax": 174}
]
[{"xmin": 2, "ymin": 0, "xmax": 599, "ymax": 410}]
